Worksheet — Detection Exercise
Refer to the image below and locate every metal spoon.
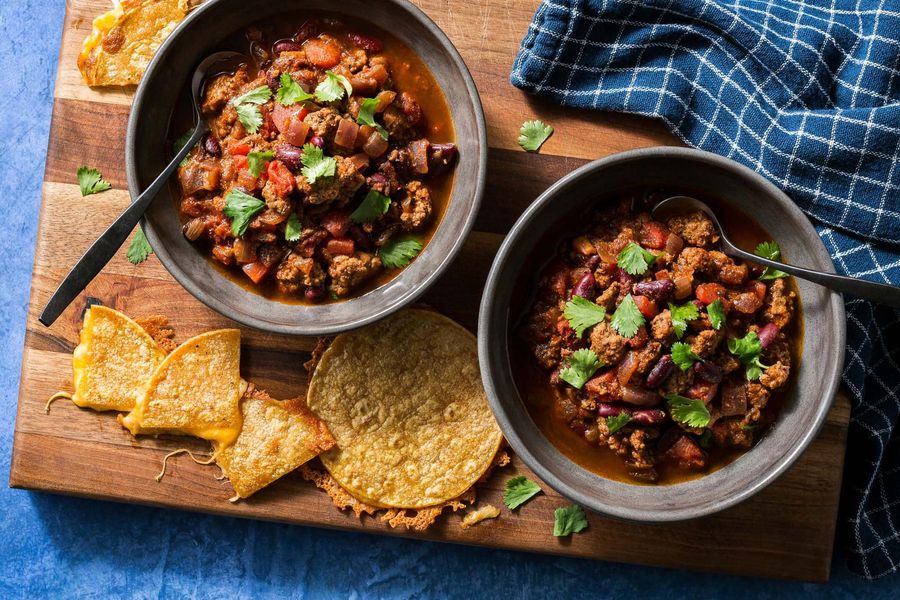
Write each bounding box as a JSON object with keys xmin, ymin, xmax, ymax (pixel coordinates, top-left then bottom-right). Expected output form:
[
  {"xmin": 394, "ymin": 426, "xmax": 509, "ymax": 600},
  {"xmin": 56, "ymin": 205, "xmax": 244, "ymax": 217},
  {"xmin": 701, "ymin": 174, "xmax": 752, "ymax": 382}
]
[
  {"xmin": 652, "ymin": 195, "xmax": 900, "ymax": 308},
  {"xmin": 39, "ymin": 52, "xmax": 246, "ymax": 327}
]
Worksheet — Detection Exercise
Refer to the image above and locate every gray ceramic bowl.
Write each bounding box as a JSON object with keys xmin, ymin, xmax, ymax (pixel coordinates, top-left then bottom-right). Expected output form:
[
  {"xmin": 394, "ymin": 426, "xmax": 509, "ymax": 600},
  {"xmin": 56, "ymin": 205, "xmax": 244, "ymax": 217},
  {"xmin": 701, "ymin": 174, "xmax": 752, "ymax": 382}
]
[
  {"xmin": 126, "ymin": 0, "xmax": 485, "ymax": 335},
  {"xmin": 479, "ymin": 147, "xmax": 846, "ymax": 522}
]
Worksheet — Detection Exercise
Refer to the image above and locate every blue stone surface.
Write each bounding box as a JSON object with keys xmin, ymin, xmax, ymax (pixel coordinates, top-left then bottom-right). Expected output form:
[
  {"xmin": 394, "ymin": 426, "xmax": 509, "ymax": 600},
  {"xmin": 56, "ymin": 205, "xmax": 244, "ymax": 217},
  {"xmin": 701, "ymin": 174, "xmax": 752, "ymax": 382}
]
[{"xmin": 1, "ymin": 1, "xmax": 898, "ymax": 596}]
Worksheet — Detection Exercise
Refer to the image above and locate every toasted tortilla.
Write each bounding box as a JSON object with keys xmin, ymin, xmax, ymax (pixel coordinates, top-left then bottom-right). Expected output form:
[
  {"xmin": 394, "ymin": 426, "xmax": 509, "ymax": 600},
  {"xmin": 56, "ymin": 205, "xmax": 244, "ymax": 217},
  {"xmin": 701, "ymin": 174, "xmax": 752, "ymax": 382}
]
[
  {"xmin": 307, "ymin": 309, "xmax": 504, "ymax": 509},
  {"xmin": 77, "ymin": 0, "xmax": 192, "ymax": 87},
  {"xmin": 72, "ymin": 305, "xmax": 167, "ymax": 411},
  {"xmin": 213, "ymin": 385, "xmax": 336, "ymax": 499},
  {"xmin": 120, "ymin": 329, "xmax": 243, "ymax": 444}
]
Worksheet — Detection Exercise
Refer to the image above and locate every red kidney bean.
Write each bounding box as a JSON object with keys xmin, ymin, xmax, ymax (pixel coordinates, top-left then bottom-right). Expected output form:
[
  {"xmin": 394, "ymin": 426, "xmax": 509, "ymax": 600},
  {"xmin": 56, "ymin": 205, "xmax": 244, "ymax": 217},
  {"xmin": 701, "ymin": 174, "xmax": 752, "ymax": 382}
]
[
  {"xmin": 616, "ymin": 268, "xmax": 634, "ymax": 287},
  {"xmin": 293, "ymin": 19, "xmax": 320, "ymax": 42},
  {"xmin": 305, "ymin": 287, "xmax": 326, "ymax": 302},
  {"xmin": 275, "ymin": 144, "xmax": 304, "ymax": 172},
  {"xmin": 273, "ymin": 39, "xmax": 303, "ymax": 54},
  {"xmin": 249, "ymin": 41, "xmax": 270, "ymax": 66},
  {"xmin": 758, "ymin": 323, "xmax": 780, "ymax": 348},
  {"xmin": 633, "ymin": 278, "xmax": 675, "ymax": 302},
  {"xmin": 347, "ymin": 225, "xmax": 373, "ymax": 252},
  {"xmin": 693, "ymin": 360, "xmax": 723, "ymax": 383},
  {"xmin": 309, "ymin": 135, "xmax": 325, "ymax": 148},
  {"xmin": 203, "ymin": 133, "xmax": 221, "ymax": 157},
  {"xmin": 692, "ymin": 299, "xmax": 705, "ymax": 311},
  {"xmin": 597, "ymin": 403, "xmax": 628, "ymax": 417},
  {"xmin": 571, "ymin": 272, "xmax": 597, "ymax": 300},
  {"xmin": 645, "ymin": 355, "xmax": 675, "ymax": 389},
  {"xmin": 427, "ymin": 142, "xmax": 458, "ymax": 174},
  {"xmin": 348, "ymin": 31, "xmax": 384, "ymax": 53},
  {"xmin": 631, "ymin": 409, "xmax": 666, "ymax": 425}
]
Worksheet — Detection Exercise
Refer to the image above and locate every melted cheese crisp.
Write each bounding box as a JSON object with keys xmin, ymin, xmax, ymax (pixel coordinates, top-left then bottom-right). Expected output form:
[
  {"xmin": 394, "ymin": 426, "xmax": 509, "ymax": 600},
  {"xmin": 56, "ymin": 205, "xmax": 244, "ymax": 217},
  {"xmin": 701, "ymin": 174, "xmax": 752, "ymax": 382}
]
[
  {"xmin": 72, "ymin": 305, "xmax": 166, "ymax": 412},
  {"xmin": 119, "ymin": 329, "xmax": 243, "ymax": 444}
]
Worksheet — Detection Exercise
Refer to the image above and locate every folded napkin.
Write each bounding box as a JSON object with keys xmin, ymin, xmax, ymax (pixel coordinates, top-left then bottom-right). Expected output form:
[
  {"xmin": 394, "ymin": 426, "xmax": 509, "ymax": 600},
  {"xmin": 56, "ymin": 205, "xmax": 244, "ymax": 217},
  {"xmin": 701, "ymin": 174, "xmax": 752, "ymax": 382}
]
[{"xmin": 512, "ymin": 0, "xmax": 900, "ymax": 578}]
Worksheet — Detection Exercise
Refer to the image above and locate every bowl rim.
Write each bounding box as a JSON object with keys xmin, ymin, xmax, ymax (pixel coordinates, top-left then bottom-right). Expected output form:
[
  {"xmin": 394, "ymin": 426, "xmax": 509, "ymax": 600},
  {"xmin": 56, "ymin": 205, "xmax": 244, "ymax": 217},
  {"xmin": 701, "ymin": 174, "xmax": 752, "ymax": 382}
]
[
  {"xmin": 478, "ymin": 146, "xmax": 847, "ymax": 522},
  {"xmin": 125, "ymin": 0, "xmax": 487, "ymax": 335}
]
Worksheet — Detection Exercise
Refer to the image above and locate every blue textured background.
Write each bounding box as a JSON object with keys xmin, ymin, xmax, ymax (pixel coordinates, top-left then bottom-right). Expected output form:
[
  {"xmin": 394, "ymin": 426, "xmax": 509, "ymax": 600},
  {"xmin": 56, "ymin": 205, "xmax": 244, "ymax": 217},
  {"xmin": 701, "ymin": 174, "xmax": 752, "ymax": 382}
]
[{"xmin": 2, "ymin": 1, "xmax": 899, "ymax": 597}]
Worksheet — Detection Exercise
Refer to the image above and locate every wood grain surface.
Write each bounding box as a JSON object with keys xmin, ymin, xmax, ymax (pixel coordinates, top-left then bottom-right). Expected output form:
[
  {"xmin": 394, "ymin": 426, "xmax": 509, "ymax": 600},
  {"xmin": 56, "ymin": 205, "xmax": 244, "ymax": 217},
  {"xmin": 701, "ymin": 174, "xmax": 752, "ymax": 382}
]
[{"xmin": 11, "ymin": 0, "xmax": 849, "ymax": 582}]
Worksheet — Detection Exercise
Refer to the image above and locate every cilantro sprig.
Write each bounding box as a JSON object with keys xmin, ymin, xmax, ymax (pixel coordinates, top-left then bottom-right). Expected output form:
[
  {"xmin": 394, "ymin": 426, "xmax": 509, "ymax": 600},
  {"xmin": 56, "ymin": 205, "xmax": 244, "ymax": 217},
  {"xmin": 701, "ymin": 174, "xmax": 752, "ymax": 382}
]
[
  {"xmin": 666, "ymin": 394, "xmax": 711, "ymax": 428},
  {"xmin": 379, "ymin": 235, "xmax": 422, "ymax": 269},
  {"xmin": 553, "ymin": 505, "xmax": 588, "ymax": 537},
  {"xmin": 617, "ymin": 242, "xmax": 658, "ymax": 276},
  {"xmin": 563, "ymin": 296, "xmax": 606, "ymax": 338},
  {"xmin": 284, "ymin": 213, "xmax": 302, "ymax": 243},
  {"xmin": 668, "ymin": 301, "xmax": 700, "ymax": 339},
  {"xmin": 518, "ymin": 119, "xmax": 553, "ymax": 152},
  {"xmin": 223, "ymin": 189, "xmax": 265, "ymax": 236},
  {"xmin": 727, "ymin": 331, "xmax": 769, "ymax": 381},
  {"xmin": 606, "ymin": 413, "xmax": 632, "ymax": 435},
  {"xmin": 503, "ymin": 476, "xmax": 542, "ymax": 510},
  {"xmin": 671, "ymin": 342, "xmax": 703, "ymax": 371},
  {"xmin": 559, "ymin": 348, "xmax": 602, "ymax": 389},
  {"xmin": 314, "ymin": 71, "xmax": 352, "ymax": 103},
  {"xmin": 611, "ymin": 294, "xmax": 645, "ymax": 338},
  {"xmin": 232, "ymin": 85, "xmax": 272, "ymax": 134},
  {"xmin": 276, "ymin": 73, "xmax": 313, "ymax": 105},
  {"xmin": 707, "ymin": 298, "xmax": 725, "ymax": 330},
  {"xmin": 247, "ymin": 150, "xmax": 274, "ymax": 177},
  {"xmin": 126, "ymin": 228, "xmax": 152, "ymax": 264},
  {"xmin": 755, "ymin": 240, "xmax": 789, "ymax": 280},
  {"xmin": 77, "ymin": 166, "xmax": 112, "ymax": 196},
  {"xmin": 300, "ymin": 143, "xmax": 336, "ymax": 184},
  {"xmin": 350, "ymin": 189, "xmax": 391, "ymax": 223},
  {"xmin": 356, "ymin": 97, "xmax": 389, "ymax": 140}
]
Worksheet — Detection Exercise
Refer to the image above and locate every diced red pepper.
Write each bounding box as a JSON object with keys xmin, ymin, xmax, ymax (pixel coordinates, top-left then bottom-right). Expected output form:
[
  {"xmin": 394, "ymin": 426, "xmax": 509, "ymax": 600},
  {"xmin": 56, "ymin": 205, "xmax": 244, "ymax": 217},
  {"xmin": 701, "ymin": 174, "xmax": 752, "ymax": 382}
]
[
  {"xmin": 242, "ymin": 261, "xmax": 270, "ymax": 284},
  {"xmin": 639, "ymin": 221, "xmax": 669, "ymax": 250},
  {"xmin": 229, "ymin": 142, "xmax": 251, "ymax": 155},
  {"xmin": 325, "ymin": 238, "xmax": 355, "ymax": 255},
  {"xmin": 633, "ymin": 295, "xmax": 659, "ymax": 319},
  {"xmin": 233, "ymin": 155, "xmax": 249, "ymax": 170},
  {"xmin": 695, "ymin": 283, "xmax": 726, "ymax": 305},
  {"xmin": 266, "ymin": 160, "xmax": 295, "ymax": 197}
]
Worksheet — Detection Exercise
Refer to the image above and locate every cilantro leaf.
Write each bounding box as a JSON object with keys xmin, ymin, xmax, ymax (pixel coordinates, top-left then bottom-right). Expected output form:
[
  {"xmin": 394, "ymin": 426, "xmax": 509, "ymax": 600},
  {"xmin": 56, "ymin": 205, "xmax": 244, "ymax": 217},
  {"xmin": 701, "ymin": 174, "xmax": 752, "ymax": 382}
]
[
  {"xmin": 558, "ymin": 348, "xmax": 602, "ymax": 389},
  {"xmin": 77, "ymin": 166, "xmax": 112, "ymax": 196},
  {"xmin": 563, "ymin": 296, "xmax": 606, "ymax": 338},
  {"xmin": 754, "ymin": 240, "xmax": 788, "ymax": 280},
  {"xmin": 350, "ymin": 189, "xmax": 391, "ymax": 223},
  {"xmin": 300, "ymin": 143, "xmax": 336, "ymax": 184},
  {"xmin": 231, "ymin": 85, "xmax": 272, "ymax": 135},
  {"xmin": 606, "ymin": 413, "xmax": 631, "ymax": 435},
  {"xmin": 503, "ymin": 476, "xmax": 542, "ymax": 510},
  {"xmin": 223, "ymin": 188, "xmax": 266, "ymax": 236},
  {"xmin": 610, "ymin": 294, "xmax": 645, "ymax": 338},
  {"xmin": 314, "ymin": 71, "xmax": 352, "ymax": 103},
  {"xmin": 379, "ymin": 235, "xmax": 422, "ymax": 269},
  {"xmin": 668, "ymin": 301, "xmax": 700, "ymax": 339},
  {"xmin": 126, "ymin": 228, "xmax": 152, "ymax": 264},
  {"xmin": 727, "ymin": 331, "xmax": 769, "ymax": 381},
  {"xmin": 247, "ymin": 150, "xmax": 274, "ymax": 177},
  {"xmin": 276, "ymin": 73, "xmax": 313, "ymax": 105},
  {"xmin": 671, "ymin": 342, "xmax": 703, "ymax": 371},
  {"xmin": 233, "ymin": 85, "xmax": 273, "ymax": 106},
  {"xmin": 172, "ymin": 129, "xmax": 195, "ymax": 167},
  {"xmin": 666, "ymin": 394, "xmax": 711, "ymax": 428},
  {"xmin": 356, "ymin": 97, "xmax": 389, "ymax": 139},
  {"xmin": 617, "ymin": 242, "xmax": 658, "ymax": 276},
  {"xmin": 518, "ymin": 119, "xmax": 553, "ymax": 152},
  {"xmin": 284, "ymin": 213, "xmax": 302, "ymax": 242},
  {"xmin": 553, "ymin": 505, "xmax": 588, "ymax": 537},
  {"xmin": 707, "ymin": 298, "xmax": 725, "ymax": 330}
]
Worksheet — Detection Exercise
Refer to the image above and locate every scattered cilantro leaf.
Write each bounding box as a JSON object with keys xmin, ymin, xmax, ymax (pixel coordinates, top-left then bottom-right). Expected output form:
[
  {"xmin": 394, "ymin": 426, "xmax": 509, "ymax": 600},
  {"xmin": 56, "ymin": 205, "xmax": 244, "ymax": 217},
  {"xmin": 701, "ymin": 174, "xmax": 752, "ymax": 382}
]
[
  {"xmin": 232, "ymin": 85, "xmax": 273, "ymax": 106},
  {"xmin": 300, "ymin": 143, "xmax": 337, "ymax": 184},
  {"xmin": 247, "ymin": 150, "xmax": 275, "ymax": 177},
  {"xmin": 223, "ymin": 188, "xmax": 266, "ymax": 236},
  {"xmin": 617, "ymin": 242, "xmax": 658, "ymax": 276},
  {"xmin": 284, "ymin": 213, "xmax": 302, "ymax": 242},
  {"xmin": 754, "ymin": 240, "xmax": 788, "ymax": 280},
  {"xmin": 671, "ymin": 341, "xmax": 703, "ymax": 371},
  {"xmin": 666, "ymin": 394, "xmax": 711, "ymax": 428},
  {"xmin": 276, "ymin": 73, "xmax": 313, "ymax": 105},
  {"xmin": 356, "ymin": 97, "xmax": 389, "ymax": 139},
  {"xmin": 503, "ymin": 476, "xmax": 542, "ymax": 510},
  {"xmin": 231, "ymin": 85, "xmax": 272, "ymax": 134},
  {"xmin": 668, "ymin": 301, "xmax": 700, "ymax": 339},
  {"xmin": 126, "ymin": 228, "xmax": 152, "ymax": 264},
  {"xmin": 350, "ymin": 189, "xmax": 391, "ymax": 223},
  {"xmin": 563, "ymin": 296, "xmax": 606, "ymax": 338},
  {"xmin": 553, "ymin": 505, "xmax": 588, "ymax": 537},
  {"xmin": 518, "ymin": 119, "xmax": 553, "ymax": 152},
  {"xmin": 707, "ymin": 298, "xmax": 725, "ymax": 330},
  {"xmin": 172, "ymin": 129, "xmax": 195, "ymax": 167},
  {"xmin": 314, "ymin": 70, "xmax": 352, "ymax": 102},
  {"xmin": 77, "ymin": 166, "xmax": 112, "ymax": 196},
  {"xmin": 610, "ymin": 294, "xmax": 645, "ymax": 338},
  {"xmin": 605, "ymin": 413, "xmax": 632, "ymax": 435},
  {"xmin": 558, "ymin": 348, "xmax": 602, "ymax": 390},
  {"xmin": 727, "ymin": 331, "xmax": 769, "ymax": 381},
  {"xmin": 379, "ymin": 235, "xmax": 422, "ymax": 269}
]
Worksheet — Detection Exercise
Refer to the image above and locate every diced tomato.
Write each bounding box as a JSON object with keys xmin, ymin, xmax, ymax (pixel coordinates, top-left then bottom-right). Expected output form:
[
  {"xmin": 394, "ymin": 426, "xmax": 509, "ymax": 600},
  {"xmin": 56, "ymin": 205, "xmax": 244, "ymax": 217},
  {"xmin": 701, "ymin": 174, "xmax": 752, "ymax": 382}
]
[
  {"xmin": 633, "ymin": 295, "xmax": 658, "ymax": 319},
  {"xmin": 695, "ymin": 283, "xmax": 726, "ymax": 305},
  {"xmin": 236, "ymin": 170, "xmax": 258, "ymax": 191},
  {"xmin": 748, "ymin": 280, "xmax": 767, "ymax": 301},
  {"xmin": 303, "ymin": 38, "xmax": 341, "ymax": 68},
  {"xmin": 556, "ymin": 318, "xmax": 573, "ymax": 336},
  {"xmin": 266, "ymin": 160, "xmax": 295, "ymax": 197},
  {"xmin": 242, "ymin": 261, "xmax": 270, "ymax": 284},
  {"xmin": 229, "ymin": 142, "xmax": 251, "ymax": 155},
  {"xmin": 639, "ymin": 221, "xmax": 669, "ymax": 250},
  {"xmin": 232, "ymin": 155, "xmax": 249, "ymax": 170},
  {"xmin": 654, "ymin": 269, "xmax": 670, "ymax": 281},
  {"xmin": 320, "ymin": 209, "xmax": 351, "ymax": 238},
  {"xmin": 325, "ymin": 238, "xmax": 355, "ymax": 255}
]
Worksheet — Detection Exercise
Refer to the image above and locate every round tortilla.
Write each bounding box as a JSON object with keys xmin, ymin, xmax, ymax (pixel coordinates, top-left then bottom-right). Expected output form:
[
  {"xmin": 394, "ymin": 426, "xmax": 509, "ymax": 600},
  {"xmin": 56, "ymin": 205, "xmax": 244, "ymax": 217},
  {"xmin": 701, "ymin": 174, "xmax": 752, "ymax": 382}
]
[{"xmin": 307, "ymin": 309, "xmax": 502, "ymax": 509}]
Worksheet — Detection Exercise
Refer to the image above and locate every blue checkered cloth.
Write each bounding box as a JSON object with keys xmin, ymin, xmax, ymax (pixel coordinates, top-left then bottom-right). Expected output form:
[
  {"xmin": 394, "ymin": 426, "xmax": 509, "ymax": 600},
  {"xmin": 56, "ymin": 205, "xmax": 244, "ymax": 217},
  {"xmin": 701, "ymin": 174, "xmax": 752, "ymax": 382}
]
[{"xmin": 511, "ymin": 0, "xmax": 900, "ymax": 579}]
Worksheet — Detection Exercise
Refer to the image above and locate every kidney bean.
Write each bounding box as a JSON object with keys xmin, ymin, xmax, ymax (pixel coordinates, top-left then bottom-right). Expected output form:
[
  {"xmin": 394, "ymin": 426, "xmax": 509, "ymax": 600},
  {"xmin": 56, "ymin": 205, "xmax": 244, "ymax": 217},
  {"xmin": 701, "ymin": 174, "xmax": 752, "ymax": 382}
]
[
  {"xmin": 597, "ymin": 403, "xmax": 628, "ymax": 417},
  {"xmin": 758, "ymin": 323, "xmax": 780, "ymax": 348},
  {"xmin": 305, "ymin": 287, "xmax": 326, "ymax": 302},
  {"xmin": 249, "ymin": 41, "xmax": 270, "ymax": 66},
  {"xmin": 631, "ymin": 409, "xmax": 666, "ymax": 425},
  {"xmin": 275, "ymin": 144, "xmax": 304, "ymax": 172},
  {"xmin": 693, "ymin": 360, "xmax": 723, "ymax": 383},
  {"xmin": 347, "ymin": 225, "xmax": 373, "ymax": 252},
  {"xmin": 645, "ymin": 355, "xmax": 675, "ymax": 389},
  {"xmin": 348, "ymin": 31, "xmax": 384, "ymax": 52},
  {"xmin": 293, "ymin": 18, "xmax": 320, "ymax": 42},
  {"xmin": 571, "ymin": 272, "xmax": 597, "ymax": 300},
  {"xmin": 633, "ymin": 278, "xmax": 674, "ymax": 302},
  {"xmin": 273, "ymin": 39, "xmax": 303, "ymax": 54},
  {"xmin": 309, "ymin": 135, "xmax": 325, "ymax": 149},
  {"xmin": 427, "ymin": 142, "xmax": 458, "ymax": 174},
  {"xmin": 616, "ymin": 268, "xmax": 634, "ymax": 287},
  {"xmin": 203, "ymin": 133, "xmax": 221, "ymax": 157}
]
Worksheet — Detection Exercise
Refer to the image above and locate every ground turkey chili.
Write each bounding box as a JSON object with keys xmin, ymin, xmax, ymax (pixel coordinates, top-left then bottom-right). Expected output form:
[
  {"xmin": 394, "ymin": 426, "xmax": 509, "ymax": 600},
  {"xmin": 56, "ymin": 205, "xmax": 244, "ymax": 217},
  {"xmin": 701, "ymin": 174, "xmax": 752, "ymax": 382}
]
[
  {"xmin": 174, "ymin": 16, "xmax": 457, "ymax": 302},
  {"xmin": 520, "ymin": 194, "xmax": 799, "ymax": 484}
]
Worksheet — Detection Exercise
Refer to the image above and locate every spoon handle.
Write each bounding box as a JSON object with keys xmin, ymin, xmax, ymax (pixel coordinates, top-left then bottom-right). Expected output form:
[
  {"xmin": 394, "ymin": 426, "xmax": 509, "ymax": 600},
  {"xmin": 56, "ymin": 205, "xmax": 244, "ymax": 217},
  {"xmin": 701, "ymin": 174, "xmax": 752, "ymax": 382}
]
[
  {"xmin": 39, "ymin": 126, "xmax": 208, "ymax": 327},
  {"xmin": 725, "ymin": 245, "xmax": 900, "ymax": 309}
]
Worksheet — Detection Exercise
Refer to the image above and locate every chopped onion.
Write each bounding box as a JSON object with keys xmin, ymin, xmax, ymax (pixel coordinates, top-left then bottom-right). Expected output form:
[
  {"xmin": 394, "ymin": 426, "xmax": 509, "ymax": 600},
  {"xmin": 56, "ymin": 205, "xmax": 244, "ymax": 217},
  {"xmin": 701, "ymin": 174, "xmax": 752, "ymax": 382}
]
[
  {"xmin": 334, "ymin": 118, "xmax": 360, "ymax": 149},
  {"xmin": 665, "ymin": 233, "xmax": 684, "ymax": 255},
  {"xmin": 363, "ymin": 131, "xmax": 389, "ymax": 157},
  {"xmin": 374, "ymin": 90, "xmax": 396, "ymax": 112},
  {"xmin": 233, "ymin": 238, "xmax": 256, "ymax": 264},
  {"xmin": 617, "ymin": 351, "xmax": 639, "ymax": 386},
  {"xmin": 182, "ymin": 217, "xmax": 206, "ymax": 241},
  {"xmin": 408, "ymin": 139, "xmax": 429, "ymax": 174},
  {"xmin": 347, "ymin": 152, "xmax": 370, "ymax": 172},
  {"xmin": 621, "ymin": 385, "xmax": 661, "ymax": 407}
]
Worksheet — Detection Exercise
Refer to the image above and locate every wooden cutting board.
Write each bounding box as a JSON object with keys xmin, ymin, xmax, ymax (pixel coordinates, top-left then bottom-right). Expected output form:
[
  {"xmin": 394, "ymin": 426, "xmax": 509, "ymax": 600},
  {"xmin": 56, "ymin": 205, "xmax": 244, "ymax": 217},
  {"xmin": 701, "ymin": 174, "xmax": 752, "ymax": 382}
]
[{"xmin": 10, "ymin": 0, "xmax": 850, "ymax": 582}]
